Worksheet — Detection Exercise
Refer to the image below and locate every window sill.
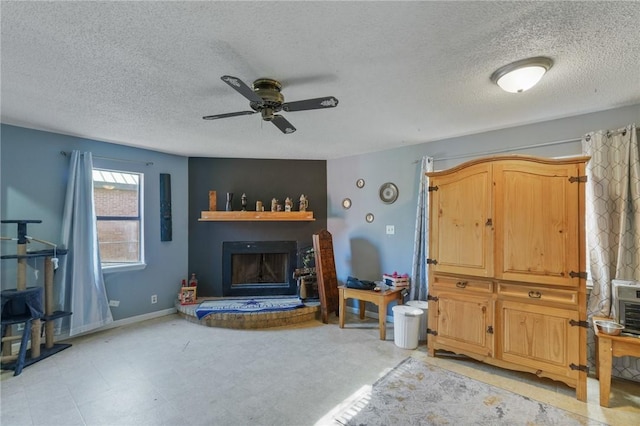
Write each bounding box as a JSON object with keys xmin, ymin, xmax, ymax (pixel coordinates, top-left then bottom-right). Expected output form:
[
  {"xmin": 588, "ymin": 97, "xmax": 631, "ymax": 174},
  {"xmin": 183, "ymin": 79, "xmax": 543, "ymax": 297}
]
[{"xmin": 102, "ymin": 262, "xmax": 147, "ymax": 274}]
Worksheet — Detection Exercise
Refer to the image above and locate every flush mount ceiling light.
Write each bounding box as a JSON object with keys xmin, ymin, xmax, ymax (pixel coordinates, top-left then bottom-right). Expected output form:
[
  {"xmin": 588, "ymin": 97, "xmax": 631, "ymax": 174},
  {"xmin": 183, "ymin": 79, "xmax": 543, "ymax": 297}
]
[{"xmin": 490, "ymin": 57, "xmax": 553, "ymax": 93}]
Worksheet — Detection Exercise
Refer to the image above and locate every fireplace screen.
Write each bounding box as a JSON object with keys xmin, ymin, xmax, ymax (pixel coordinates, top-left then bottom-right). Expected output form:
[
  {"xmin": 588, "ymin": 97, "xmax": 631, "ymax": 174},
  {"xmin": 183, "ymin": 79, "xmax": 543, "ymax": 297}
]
[
  {"xmin": 222, "ymin": 241, "xmax": 298, "ymax": 297},
  {"xmin": 231, "ymin": 253, "xmax": 287, "ymax": 285}
]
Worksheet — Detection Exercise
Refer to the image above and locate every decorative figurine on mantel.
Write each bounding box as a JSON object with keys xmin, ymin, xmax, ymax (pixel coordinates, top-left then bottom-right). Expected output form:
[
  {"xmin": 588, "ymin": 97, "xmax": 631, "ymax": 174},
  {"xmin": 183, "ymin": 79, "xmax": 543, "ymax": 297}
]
[
  {"xmin": 226, "ymin": 192, "xmax": 233, "ymax": 211},
  {"xmin": 299, "ymin": 194, "xmax": 309, "ymax": 212},
  {"xmin": 241, "ymin": 193, "xmax": 247, "ymax": 211},
  {"xmin": 271, "ymin": 198, "xmax": 278, "ymax": 212},
  {"xmin": 285, "ymin": 197, "xmax": 293, "ymax": 212}
]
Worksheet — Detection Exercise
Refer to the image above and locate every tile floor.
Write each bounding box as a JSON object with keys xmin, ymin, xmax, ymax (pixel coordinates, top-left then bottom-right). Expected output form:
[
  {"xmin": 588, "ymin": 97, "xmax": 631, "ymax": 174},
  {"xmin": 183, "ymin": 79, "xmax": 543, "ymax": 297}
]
[{"xmin": 1, "ymin": 312, "xmax": 639, "ymax": 425}]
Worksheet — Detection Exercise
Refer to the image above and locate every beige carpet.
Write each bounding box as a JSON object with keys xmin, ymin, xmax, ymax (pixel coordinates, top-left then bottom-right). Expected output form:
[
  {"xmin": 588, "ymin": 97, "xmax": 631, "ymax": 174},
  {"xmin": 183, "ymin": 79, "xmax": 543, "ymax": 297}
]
[{"xmin": 334, "ymin": 357, "xmax": 607, "ymax": 426}]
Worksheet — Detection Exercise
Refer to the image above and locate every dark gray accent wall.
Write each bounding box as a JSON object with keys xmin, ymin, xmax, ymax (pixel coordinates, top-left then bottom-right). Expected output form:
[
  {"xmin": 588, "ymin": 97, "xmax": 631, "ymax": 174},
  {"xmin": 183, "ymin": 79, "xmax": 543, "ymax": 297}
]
[{"xmin": 188, "ymin": 157, "xmax": 327, "ymax": 297}]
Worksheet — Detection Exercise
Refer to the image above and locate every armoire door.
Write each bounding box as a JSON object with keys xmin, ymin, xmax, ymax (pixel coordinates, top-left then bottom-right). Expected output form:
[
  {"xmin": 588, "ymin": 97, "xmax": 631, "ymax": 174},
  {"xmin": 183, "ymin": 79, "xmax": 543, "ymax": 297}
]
[
  {"xmin": 493, "ymin": 159, "xmax": 584, "ymax": 287},
  {"xmin": 429, "ymin": 163, "xmax": 494, "ymax": 278}
]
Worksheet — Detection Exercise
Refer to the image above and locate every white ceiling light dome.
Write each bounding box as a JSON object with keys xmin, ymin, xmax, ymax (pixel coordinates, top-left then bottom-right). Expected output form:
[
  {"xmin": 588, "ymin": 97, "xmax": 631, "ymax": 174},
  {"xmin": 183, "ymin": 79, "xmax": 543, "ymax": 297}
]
[{"xmin": 491, "ymin": 57, "xmax": 553, "ymax": 93}]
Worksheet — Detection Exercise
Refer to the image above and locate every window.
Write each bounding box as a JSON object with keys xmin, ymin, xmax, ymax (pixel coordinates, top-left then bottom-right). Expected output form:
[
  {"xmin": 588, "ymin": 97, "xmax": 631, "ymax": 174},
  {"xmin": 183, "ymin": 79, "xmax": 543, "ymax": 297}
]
[{"xmin": 92, "ymin": 168, "xmax": 145, "ymax": 272}]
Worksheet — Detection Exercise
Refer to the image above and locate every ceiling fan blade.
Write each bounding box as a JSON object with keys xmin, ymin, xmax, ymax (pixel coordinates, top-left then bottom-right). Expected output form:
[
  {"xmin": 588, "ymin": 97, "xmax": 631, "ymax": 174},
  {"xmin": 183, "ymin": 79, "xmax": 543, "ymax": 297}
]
[
  {"xmin": 202, "ymin": 111, "xmax": 257, "ymax": 120},
  {"xmin": 220, "ymin": 75, "xmax": 263, "ymax": 104},
  {"xmin": 282, "ymin": 96, "xmax": 338, "ymax": 112},
  {"xmin": 271, "ymin": 115, "xmax": 296, "ymax": 134}
]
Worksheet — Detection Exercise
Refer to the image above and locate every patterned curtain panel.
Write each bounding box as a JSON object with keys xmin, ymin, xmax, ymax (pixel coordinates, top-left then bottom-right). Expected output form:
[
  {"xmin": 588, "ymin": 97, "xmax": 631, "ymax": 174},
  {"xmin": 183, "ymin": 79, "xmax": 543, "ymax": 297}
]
[
  {"xmin": 410, "ymin": 156, "xmax": 434, "ymax": 301},
  {"xmin": 583, "ymin": 124, "xmax": 640, "ymax": 317},
  {"xmin": 582, "ymin": 124, "xmax": 640, "ymax": 381}
]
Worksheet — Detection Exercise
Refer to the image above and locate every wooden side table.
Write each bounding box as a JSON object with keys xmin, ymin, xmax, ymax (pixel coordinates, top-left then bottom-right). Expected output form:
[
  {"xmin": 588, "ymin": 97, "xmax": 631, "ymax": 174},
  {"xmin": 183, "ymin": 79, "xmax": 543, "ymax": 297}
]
[
  {"xmin": 592, "ymin": 316, "xmax": 640, "ymax": 407},
  {"xmin": 338, "ymin": 286, "xmax": 404, "ymax": 340}
]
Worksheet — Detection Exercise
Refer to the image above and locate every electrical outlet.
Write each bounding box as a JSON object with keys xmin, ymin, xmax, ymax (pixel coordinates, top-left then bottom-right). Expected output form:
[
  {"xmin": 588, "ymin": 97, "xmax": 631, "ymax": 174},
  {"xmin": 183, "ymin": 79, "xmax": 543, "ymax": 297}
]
[
  {"xmin": 109, "ymin": 300, "xmax": 120, "ymax": 307},
  {"xmin": 386, "ymin": 225, "xmax": 395, "ymax": 235},
  {"xmin": 151, "ymin": 294, "xmax": 158, "ymax": 304}
]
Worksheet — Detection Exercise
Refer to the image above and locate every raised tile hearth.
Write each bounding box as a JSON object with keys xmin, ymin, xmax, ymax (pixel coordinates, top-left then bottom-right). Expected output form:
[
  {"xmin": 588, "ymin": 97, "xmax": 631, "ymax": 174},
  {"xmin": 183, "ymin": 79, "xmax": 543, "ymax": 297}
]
[{"xmin": 175, "ymin": 299, "xmax": 320, "ymax": 329}]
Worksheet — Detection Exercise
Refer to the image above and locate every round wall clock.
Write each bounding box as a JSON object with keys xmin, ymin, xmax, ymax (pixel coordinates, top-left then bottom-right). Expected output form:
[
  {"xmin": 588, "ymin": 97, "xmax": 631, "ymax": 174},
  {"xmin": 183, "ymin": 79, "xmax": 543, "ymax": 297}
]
[
  {"xmin": 342, "ymin": 198, "xmax": 352, "ymax": 209},
  {"xmin": 365, "ymin": 213, "xmax": 375, "ymax": 223},
  {"xmin": 356, "ymin": 178, "xmax": 365, "ymax": 188},
  {"xmin": 379, "ymin": 182, "xmax": 399, "ymax": 204}
]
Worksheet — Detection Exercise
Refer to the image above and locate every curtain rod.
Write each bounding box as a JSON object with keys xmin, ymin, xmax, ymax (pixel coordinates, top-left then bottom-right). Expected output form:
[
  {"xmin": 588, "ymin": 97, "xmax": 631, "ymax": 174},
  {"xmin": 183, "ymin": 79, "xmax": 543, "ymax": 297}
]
[
  {"xmin": 60, "ymin": 151, "xmax": 153, "ymax": 166},
  {"xmin": 431, "ymin": 125, "xmax": 637, "ymax": 163},
  {"xmin": 431, "ymin": 137, "xmax": 582, "ymax": 163}
]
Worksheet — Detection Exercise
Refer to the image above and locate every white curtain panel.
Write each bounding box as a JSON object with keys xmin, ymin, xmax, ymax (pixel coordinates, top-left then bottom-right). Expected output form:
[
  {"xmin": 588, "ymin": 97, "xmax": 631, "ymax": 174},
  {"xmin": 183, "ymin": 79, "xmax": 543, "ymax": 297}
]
[
  {"xmin": 582, "ymin": 124, "xmax": 640, "ymax": 381},
  {"xmin": 411, "ymin": 156, "xmax": 434, "ymax": 301},
  {"xmin": 57, "ymin": 151, "xmax": 113, "ymax": 336}
]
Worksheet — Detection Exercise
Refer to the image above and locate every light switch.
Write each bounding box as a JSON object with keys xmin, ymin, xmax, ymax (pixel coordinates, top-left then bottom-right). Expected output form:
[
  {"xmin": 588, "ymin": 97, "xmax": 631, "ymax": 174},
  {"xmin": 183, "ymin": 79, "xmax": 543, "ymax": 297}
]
[{"xmin": 386, "ymin": 225, "xmax": 395, "ymax": 235}]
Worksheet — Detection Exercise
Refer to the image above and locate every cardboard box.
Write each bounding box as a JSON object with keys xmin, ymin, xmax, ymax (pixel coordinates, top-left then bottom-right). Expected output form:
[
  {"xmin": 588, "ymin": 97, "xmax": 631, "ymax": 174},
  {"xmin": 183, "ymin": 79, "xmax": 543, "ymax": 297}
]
[{"xmin": 180, "ymin": 286, "xmax": 197, "ymax": 305}]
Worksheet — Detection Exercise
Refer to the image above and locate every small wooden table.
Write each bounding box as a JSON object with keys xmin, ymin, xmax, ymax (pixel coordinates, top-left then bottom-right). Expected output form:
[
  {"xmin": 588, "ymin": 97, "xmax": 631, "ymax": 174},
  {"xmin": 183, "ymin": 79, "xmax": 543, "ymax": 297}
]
[
  {"xmin": 592, "ymin": 316, "xmax": 640, "ymax": 407},
  {"xmin": 338, "ymin": 286, "xmax": 405, "ymax": 340}
]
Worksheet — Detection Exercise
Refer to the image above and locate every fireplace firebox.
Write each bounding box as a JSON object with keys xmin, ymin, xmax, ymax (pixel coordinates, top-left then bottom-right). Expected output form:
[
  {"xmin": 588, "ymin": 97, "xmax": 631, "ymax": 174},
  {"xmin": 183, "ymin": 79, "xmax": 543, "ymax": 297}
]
[{"xmin": 222, "ymin": 241, "xmax": 298, "ymax": 297}]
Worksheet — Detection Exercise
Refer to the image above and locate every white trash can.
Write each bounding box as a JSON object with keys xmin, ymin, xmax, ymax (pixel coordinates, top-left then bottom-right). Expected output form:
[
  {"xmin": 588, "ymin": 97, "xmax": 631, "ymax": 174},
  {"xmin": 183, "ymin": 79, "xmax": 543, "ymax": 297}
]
[
  {"xmin": 392, "ymin": 305, "xmax": 424, "ymax": 349},
  {"xmin": 406, "ymin": 300, "xmax": 428, "ymax": 342}
]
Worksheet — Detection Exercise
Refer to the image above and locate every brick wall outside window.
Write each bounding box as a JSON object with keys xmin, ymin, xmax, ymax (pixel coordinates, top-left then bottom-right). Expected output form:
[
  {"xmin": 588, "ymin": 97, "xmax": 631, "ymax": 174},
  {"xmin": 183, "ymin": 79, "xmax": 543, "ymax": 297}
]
[{"xmin": 95, "ymin": 187, "xmax": 140, "ymax": 262}]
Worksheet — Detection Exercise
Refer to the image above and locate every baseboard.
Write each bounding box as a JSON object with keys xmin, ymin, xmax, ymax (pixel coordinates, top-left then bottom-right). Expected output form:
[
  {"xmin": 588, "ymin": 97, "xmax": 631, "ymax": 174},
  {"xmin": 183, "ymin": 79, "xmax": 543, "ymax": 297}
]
[
  {"xmin": 52, "ymin": 307, "xmax": 178, "ymax": 341},
  {"xmin": 103, "ymin": 307, "xmax": 178, "ymax": 330}
]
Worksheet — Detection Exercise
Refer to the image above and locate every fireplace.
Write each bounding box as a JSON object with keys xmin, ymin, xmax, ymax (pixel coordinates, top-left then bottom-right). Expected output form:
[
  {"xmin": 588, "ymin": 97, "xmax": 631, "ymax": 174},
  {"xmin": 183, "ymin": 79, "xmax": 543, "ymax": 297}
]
[{"xmin": 222, "ymin": 241, "xmax": 298, "ymax": 297}]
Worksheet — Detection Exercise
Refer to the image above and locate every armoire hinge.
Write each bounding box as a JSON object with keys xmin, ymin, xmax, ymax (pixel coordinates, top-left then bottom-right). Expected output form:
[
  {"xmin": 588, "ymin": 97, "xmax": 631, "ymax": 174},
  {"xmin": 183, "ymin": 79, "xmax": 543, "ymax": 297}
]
[
  {"xmin": 570, "ymin": 363, "xmax": 589, "ymax": 373},
  {"xmin": 569, "ymin": 271, "xmax": 588, "ymax": 279},
  {"xmin": 426, "ymin": 328, "xmax": 438, "ymax": 336},
  {"xmin": 428, "ymin": 185, "xmax": 439, "ymax": 192},
  {"xmin": 426, "ymin": 258, "xmax": 438, "ymax": 265},
  {"xmin": 569, "ymin": 319, "xmax": 589, "ymax": 328},
  {"xmin": 427, "ymin": 294, "xmax": 439, "ymax": 302},
  {"xmin": 569, "ymin": 175, "xmax": 588, "ymax": 183}
]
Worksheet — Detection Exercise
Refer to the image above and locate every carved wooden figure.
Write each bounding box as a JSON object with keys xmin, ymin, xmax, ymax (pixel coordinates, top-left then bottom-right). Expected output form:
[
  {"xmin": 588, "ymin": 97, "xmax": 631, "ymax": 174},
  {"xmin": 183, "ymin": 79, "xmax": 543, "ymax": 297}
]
[{"xmin": 312, "ymin": 229, "xmax": 340, "ymax": 323}]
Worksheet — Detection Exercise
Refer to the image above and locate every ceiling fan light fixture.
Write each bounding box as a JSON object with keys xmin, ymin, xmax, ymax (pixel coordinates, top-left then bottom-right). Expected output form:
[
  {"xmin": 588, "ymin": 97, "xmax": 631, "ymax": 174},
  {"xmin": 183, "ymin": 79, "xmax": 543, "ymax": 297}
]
[
  {"xmin": 491, "ymin": 57, "xmax": 553, "ymax": 93},
  {"xmin": 261, "ymin": 108, "xmax": 274, "ymax": 121}
]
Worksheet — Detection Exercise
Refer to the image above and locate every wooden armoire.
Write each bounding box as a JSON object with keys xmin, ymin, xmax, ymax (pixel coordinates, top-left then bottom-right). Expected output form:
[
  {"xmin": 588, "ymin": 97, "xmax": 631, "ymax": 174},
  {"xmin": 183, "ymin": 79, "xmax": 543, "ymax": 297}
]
[{"xmin": 426, "ymin": 155, "xmax": 589, "ymax": 401}]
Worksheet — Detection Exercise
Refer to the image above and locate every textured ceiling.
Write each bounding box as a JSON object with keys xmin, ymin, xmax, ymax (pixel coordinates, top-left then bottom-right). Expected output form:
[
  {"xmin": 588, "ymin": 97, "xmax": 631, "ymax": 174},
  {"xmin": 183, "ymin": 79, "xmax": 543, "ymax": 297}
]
[{"xmin": 1, "ymin": 1, "xmax": 639, "ymax": 160}]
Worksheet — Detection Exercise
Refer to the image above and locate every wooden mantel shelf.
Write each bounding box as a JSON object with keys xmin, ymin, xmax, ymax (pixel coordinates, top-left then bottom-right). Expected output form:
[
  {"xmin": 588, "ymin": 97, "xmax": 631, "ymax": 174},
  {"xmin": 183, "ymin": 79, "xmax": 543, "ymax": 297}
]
[{"xmin": 199, "ymin": 211, "xmax": 315, "ymax": 222}]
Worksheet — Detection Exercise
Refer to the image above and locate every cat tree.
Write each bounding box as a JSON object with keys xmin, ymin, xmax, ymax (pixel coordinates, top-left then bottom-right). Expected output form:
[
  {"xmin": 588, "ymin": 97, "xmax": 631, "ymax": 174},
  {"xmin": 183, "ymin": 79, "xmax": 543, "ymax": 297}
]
[{"xmin": 1, "ymin": 220, "xmax": 71, "ymax": 372}]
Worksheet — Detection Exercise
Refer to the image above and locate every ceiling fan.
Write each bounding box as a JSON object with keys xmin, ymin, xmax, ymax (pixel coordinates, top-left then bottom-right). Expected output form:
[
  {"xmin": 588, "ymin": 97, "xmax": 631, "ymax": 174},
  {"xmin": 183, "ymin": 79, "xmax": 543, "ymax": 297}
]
[{"xmin": 203, "ymin": 75, "xmax": 339, "ymax": 134}]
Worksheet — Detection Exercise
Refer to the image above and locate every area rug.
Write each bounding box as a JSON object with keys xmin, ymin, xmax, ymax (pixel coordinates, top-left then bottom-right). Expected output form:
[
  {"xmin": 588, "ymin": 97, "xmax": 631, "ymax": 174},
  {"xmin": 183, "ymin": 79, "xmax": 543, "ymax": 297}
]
[
  {"xmin": 195, "ymin": 296, "xmax": 304, "ymax": 319},
  {"xmin": 334, "ymin": 357, "xmax": 606, "ymax": 426}
]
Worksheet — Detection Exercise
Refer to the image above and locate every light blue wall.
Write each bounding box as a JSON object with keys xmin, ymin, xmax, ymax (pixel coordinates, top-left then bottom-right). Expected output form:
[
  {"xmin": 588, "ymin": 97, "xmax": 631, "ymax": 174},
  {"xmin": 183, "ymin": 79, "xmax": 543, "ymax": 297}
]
[
  {"xmin": 2, "ymin": 104, "xmax": 638, "ymax": 322},
  {"xmin": 1, "ymin": 124, "xmax": 189, "ymax": 320},
  {"xmin": 326, "ymin": 104, "xmax": 640, "ymax": 297}
]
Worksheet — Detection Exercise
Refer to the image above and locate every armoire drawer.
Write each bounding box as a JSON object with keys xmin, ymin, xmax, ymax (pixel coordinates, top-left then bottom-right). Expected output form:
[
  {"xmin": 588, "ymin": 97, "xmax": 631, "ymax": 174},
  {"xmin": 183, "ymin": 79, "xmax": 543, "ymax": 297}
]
[
  {"xmin": 497, "ymin": 283, "xmax": 578, "ymax": 306},
  {"xmin": 433, "ymin": 275, "xmax": 493, "ymax": 293}
]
